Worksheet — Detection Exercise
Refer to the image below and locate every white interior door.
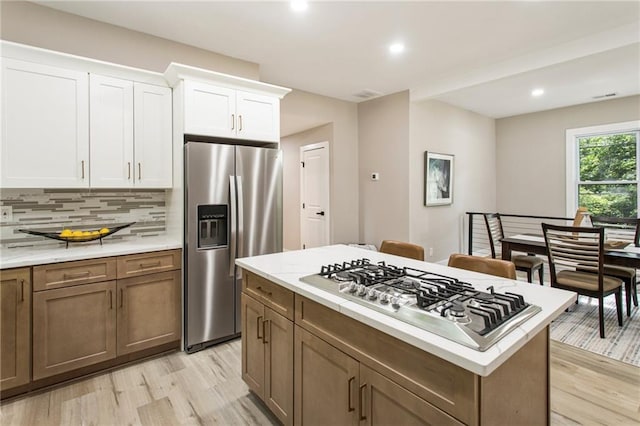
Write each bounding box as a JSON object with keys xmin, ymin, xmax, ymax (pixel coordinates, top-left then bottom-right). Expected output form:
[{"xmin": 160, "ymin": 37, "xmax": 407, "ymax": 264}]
[{"xmin": 300, "ymin": 142, "xmax": 330, "ymax": 249}]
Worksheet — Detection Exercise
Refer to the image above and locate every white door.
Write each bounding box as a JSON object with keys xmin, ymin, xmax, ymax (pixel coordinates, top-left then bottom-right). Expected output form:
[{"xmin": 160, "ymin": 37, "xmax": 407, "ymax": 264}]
[
  {"xmin": 300, "ymin": 142, "xmax": 330, "ymax": 249},
  {"xmin": 1, "ymin": 59, "xmax": 89, "ymax": 188},
  {"xmin": 134, "ymin": 82, "xmax": 172, "ymax": 188},
  {"xmin": 183, "ymin": 80, "xmax": 235, "ymax": 138},
  {"xmin": 236, "ymin": 91, "xmax": 279, "ymax": 142},
  {"xmin": 89, "ymin": 74, "xmax": 134, "ymax": 188}
]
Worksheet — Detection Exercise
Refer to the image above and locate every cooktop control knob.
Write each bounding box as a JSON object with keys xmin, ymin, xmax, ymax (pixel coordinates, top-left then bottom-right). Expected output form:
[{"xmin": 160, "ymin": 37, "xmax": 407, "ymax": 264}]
[
  {"xmin": 368, "ymin": 289, "xmax": 377, "ymax": 300},
  {"xmin": 348, "ymin": 282, "xmax": 358, "ymax": 293},
  {"xmin": 357, "ymin": 284, "xmax": 367, "ymax": 296},
  {"xmin": 391, "ymin": 296, "xmax": 400, "ymax": 309},
  {"xmin": 379, "ymin": 293, "xmax": 389, "ymax": 304}
]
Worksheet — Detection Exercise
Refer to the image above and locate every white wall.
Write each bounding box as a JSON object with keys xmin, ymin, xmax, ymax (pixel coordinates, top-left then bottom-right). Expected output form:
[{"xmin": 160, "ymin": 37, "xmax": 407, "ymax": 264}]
[
  {"xmin": 357, "ymin": 91, "xmax": 411, "ymax": 246},
  {"xmin": 410, "ymin": 100, "xmax": 497, "ymax": 262},
  {"xmin": 0, "ymin": 1, "xmax": 259, "ymax": 79},
  {"xmin": 496, "ymin": 95, "xmax": 640, "ymax": 216},
  {"xmin": 281, "ymin": 124, "xmax": 332, "ymax": 250},
  {"xmin": 280, "ymin": 90, "xmax": 359, "ymax": 245}
]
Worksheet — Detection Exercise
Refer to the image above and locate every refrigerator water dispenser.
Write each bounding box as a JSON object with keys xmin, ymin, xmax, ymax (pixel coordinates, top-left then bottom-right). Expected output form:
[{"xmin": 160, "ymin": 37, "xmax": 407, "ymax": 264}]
[{"xmin": 197, "ymin": 204, "xmax": 228, "ymax": 248}]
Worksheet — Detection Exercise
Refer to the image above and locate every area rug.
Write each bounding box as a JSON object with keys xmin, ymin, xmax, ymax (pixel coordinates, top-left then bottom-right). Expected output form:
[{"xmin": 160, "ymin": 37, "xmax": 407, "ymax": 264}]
[{"xmin": 550, "ymin": 294, "xmax": 640, "ymax": 367}]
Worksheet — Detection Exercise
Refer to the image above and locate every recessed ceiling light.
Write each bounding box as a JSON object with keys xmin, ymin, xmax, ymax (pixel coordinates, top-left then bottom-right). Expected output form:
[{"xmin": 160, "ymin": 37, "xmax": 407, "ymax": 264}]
[
  {"xmin": 389, "ymin": 43, "xmax": 405, "ymax": 54},
  {"xmin": 531, "ymin": 88, "xmax": 545, "ymax": 97},
  {"xmin": 290, "ymin": 1, "xmax": 308, "ymax": 12}
]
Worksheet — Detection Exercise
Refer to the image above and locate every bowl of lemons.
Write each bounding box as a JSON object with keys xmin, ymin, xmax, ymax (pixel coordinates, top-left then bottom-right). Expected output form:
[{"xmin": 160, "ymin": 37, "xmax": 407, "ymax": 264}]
[{"xmin": 19, "ymin": 223, "xmax": 135, "ymax": 248}]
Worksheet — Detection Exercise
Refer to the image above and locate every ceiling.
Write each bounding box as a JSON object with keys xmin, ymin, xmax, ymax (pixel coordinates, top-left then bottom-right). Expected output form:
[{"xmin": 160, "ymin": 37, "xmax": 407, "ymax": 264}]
[{"xmin": 34, "ymin": 1, "xmax": 640, "ymax": 118}]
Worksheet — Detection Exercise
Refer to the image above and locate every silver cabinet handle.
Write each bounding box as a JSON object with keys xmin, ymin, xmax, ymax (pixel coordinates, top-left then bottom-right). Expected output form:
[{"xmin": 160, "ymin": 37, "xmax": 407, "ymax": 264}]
[
  {"xmin": 239, "ymin": 115, "xmax": 243, "ymax": 131},
  {"xmin": 128, "ymin": 162, "xmax": 131, "ymax": 180},
  {"xmin": 81, "ymin": 160, "xmax": 85, "ymax": 179},
  {"xmin": 256, "ymin": 316, "xmax": 263, "ymax": 340},
  {"xmin": 63, "ymin": 271, "xmax": 90, "ymax": 279},
  {"xmin": 231, "ymin": 114, "xmax": 235, "ymax": 130},
  {"xmin": 138, "ymin": 163, "xmax": 141, "ymax": 180}
]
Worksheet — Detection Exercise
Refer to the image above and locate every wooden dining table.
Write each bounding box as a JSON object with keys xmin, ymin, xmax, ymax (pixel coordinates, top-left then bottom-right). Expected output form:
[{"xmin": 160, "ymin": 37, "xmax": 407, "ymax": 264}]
[{"xmin": 501, "ymin": 234, "xmax": 640, "ymax": 316}]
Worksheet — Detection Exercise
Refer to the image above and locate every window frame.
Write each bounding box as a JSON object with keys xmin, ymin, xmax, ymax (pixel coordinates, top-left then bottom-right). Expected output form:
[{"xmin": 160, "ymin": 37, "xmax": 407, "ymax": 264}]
[{"xmin": 565, "ymin": 120, "xmax": 640, "ymax": 217}]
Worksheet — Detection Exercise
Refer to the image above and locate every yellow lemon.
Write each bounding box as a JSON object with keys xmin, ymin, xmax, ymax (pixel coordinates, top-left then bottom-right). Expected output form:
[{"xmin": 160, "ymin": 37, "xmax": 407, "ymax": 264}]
[
  {"xmin": 72, "ymin": 230, "xmax": 84, "ymax": 238},
  {"xmin": 99, "ymin": 228, "xmax": 110, "ymax": 234},
  {"xmin": 59, "ymin": 229, "xmax": 73, "ymax": 237},
  {"xmin": 91, "ymin": 231, "xmax": 100, "ymax": 236},
  {"xmin": 82, "ymin": 231, "xmax": 91, "ymax": 236}
]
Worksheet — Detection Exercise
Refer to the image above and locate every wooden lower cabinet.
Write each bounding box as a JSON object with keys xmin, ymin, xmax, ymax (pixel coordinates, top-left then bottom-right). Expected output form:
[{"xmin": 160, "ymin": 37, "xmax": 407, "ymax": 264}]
[
  {"xmin": 0, "ymin": 268, "xmax": 31, "ymax": 392},
  {"xmin": 32, "ymin": 281, "xmax": 117, "ymax": 380},
  {"xmin": 242, "ymin": 292, "xmax": 294, "ymax": 426},
  {"xmin": 294, "ymin": 326, "xmax": 360, "ymax": 426},
  {"xmin": 117, "ymin": 270, "xmax": 181, "ymax": 355},
  {"xmin": 360, "ymin": 365, "xmax": 463, "ymax": 426},
  {"xmin": 294, "ymin": 326, "xmax": 459, "ymax": 426}
]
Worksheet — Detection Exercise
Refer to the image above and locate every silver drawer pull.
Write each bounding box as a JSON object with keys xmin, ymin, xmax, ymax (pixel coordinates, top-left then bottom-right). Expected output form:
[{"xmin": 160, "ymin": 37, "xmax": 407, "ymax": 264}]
[
  {"xmin": 64, "ymin": 271, "xmax": 91, "ymax": 279},
  {"xmin": 139, "ymin": 261, "xmax": 161, "ymax": 269}
]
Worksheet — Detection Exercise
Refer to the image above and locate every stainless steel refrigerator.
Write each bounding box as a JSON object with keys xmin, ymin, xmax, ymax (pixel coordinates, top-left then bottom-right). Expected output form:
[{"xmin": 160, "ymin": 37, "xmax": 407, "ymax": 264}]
[{"xmin": 184, "ymin": 141, "xmax": 282, "ymax": 353}]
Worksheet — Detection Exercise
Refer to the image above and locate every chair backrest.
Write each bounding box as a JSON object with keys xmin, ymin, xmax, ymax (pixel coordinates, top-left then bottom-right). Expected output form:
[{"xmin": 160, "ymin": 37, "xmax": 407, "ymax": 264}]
[
  {"xmin": 447, "ymin": 253, "xmax": 516, "ymax": 279},
  {"xmin": 590, "ymin": 216, "xmax": 640, "ymax": 247},
  {"xmin": 483, "ymin": 213, "xmax": 504, "ymax": 258},
  {"xmin": 542, "ymin": 223, "xmax": 605, "ymax": 290},
  {"xmin": 379, "ymin": 240, "xmax": 425, "ymax": 261}
]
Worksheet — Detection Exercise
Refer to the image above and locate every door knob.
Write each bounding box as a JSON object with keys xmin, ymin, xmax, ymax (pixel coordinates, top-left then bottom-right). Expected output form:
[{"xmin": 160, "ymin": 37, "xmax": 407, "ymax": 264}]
[{"xmin": 316, "ymin": 211, "xmax": 325, "ymax": 216}]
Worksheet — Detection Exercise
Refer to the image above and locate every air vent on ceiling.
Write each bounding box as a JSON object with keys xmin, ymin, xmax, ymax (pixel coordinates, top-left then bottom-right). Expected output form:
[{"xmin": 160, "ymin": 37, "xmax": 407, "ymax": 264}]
[
  {"xmin": 353, "ymin": 89, "xmax": 383, "ymax": 100},
  {"xmin": 592, "ymin": 92, "xmax": 617, "ymax": 99}
]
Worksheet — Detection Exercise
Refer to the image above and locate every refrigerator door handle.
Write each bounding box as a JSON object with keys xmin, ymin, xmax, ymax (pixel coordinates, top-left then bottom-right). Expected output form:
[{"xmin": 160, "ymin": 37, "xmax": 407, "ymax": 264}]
[
  {"xmin": 236, "ymin": 176, "xmax": 244, "ymax": 279},
  {"xmin": 229, "ymin": 175, "xmax": 237, "ymax": 277}
]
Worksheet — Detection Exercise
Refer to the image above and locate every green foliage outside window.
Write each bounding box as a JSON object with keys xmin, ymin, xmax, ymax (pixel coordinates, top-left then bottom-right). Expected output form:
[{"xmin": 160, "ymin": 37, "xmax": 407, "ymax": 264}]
[{"xmin": 578, "ymin": 133, "xmax": 637, "ymax": 217}]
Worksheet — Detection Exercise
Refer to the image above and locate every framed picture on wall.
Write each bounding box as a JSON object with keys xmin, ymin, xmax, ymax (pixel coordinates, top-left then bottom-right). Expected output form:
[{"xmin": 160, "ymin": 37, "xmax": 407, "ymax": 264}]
[{"xmin": 424, "ymin": 151, "xmax": 454, "ymax": 206}]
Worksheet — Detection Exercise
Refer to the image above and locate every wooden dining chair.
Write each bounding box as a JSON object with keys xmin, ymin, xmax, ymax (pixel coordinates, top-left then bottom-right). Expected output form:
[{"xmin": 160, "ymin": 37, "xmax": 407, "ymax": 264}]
[
  {"xmin": 542, "ymin": 223, "xmax": 623, "ymax": 338},
  {"xmin": 447, "ymin": 253, "xmax": 516, "ymax": 279},
  {"xmin": 590, "ymin": 216, "xmax": 640, "ymax": 316},
  {"xmin": 484, "ymin": 213, "xmax": 544, "ymax": 284},
  {"xmin": 379, "ymin": 240, "xmax": 425, "ymax": 261}
]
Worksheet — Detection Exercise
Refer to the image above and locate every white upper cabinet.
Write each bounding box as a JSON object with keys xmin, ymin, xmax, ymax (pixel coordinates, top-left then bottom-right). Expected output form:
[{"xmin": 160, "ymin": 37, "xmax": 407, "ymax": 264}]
[
  {"xmin": 134, "ymin": 82, "xmax": 172, "ymax": 188},
  {"xmin": 183, "ymin": 80, "xmax": 236, "ymax": 138},
  {"xmin": 167, "ymin": 63, "xmax": 290, "ymax": 144},
  {"xmin": 90, "ymin": 75, "xmax": 172, "ymax": 189},
  {"xmin": 90, "ymin": 75, "xmax": 134, "ymax": 188},
  {"xmin": 236, "ymin": 91, "xmax": 280, "ymax": 142},
  {"xmin": 1, "ymin": 58, "xmax": 89, "ymax": 188}
]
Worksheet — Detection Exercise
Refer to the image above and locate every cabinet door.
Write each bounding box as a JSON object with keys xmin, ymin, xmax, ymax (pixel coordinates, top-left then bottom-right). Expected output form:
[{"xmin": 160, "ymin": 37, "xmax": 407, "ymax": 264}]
[
  {"xmin": 33, "ymin": 281, "xmax": 116, "ymax": 380},
  {"xmin": 183, "ymin": 80, "xmax": 235, "ymax": 138},
  {"xmin": 360, "ymin": 365, "xmax": 463, "ymax": 426},
  {"xmin": 236, "ymin": 91, "xmax": 280, "ymax": 142},
  {"xmin": 1, "ymin": 58, "xmax": 89, "ymax": 188},
  {"xmin": 134, "ymin": 82, "xmax": 172, "ymax": 188},
  {"xmin": 242, "ymin": 293, "xmax": 265, "ymax": 399},
  {"xmin": 116, "ymin": 270, "xmax": 181, "ymax": 355},
  {"xmin": 89, "ymin": 74, "xmax": 134, "ymax": 188},
  {"xmin": 0, "ymin": 268, "xmax": 31, "ymax": 391},
  {"xmin": 294, "ymin": 326, "xmax": 359, "ymax": 426},
  {"xmin": 264, "ymin": 308, "xmax": 294, "ymax": 426}
]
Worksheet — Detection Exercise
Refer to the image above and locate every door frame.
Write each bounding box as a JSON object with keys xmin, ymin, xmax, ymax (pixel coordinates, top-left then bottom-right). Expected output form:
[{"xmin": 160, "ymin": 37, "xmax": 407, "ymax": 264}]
[{"xmin": 300, "ymin": 141, "xmax": 331, "ymax": 249}]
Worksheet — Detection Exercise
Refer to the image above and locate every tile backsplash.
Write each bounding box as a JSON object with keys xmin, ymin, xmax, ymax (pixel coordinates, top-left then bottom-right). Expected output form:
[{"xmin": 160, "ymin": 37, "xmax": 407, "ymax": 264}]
[{"xmin": 0, "ymin": 189, "xmax": 168, "ymax": 248}]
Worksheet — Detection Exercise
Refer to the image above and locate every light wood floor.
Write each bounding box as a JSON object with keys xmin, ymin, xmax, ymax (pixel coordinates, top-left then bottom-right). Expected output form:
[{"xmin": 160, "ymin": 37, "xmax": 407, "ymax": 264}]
[{"xmin": 1, "ymin": 339, "xmax": 638, "ymax": 425}]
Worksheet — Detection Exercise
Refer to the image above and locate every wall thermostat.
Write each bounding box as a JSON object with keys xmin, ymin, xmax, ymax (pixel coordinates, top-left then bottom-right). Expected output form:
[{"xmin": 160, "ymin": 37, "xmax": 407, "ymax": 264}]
[{"xmin": 371, "ymin": 172, "xmax": 380, "ymax": 181}]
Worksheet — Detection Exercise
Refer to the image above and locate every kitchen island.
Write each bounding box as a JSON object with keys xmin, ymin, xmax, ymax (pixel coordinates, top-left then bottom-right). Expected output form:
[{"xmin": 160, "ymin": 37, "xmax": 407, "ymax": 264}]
[{"xmin": 236, "ymin": 244, "xmax": 576, "ymax": 426}]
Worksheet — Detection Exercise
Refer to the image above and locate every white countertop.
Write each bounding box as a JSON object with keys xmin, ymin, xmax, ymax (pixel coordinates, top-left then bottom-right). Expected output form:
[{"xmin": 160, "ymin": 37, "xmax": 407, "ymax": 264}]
[
  {"xmin": 235, "ymin": 244, "xmax": 576, "ymax": 377},
  {"xmin": 0, "ymin": 236, "xmax": 182, "ymax": 269}
]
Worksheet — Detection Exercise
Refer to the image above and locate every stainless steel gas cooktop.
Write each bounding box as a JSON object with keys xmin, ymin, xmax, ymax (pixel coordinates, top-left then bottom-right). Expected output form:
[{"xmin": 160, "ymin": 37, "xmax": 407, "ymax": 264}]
[{"xmin": 300, "ymin": 258, "xmax": 541, "ymax": 351}]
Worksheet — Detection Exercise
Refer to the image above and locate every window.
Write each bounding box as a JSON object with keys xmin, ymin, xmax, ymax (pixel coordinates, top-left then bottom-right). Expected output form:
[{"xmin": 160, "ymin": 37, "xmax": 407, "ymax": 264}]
[{"xmin": 566, "ymin": 121, "xmax": 640, "ymax": 218}]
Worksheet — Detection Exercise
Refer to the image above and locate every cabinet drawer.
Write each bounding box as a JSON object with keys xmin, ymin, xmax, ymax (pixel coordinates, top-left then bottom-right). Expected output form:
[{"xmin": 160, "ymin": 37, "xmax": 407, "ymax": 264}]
[
  {"xmin": 243, "ymin": 271, "xmax": 294, "ymax": 321},
  {"xmin": 117, "ymin": 250, "xmax": 181, "ymax": 279},
  {"xmin": 33, "ymin": 258, "xmax": 117, "ymax": 291}
]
